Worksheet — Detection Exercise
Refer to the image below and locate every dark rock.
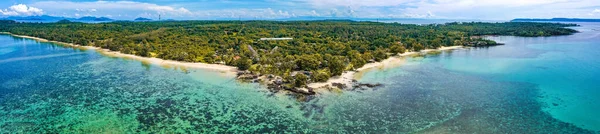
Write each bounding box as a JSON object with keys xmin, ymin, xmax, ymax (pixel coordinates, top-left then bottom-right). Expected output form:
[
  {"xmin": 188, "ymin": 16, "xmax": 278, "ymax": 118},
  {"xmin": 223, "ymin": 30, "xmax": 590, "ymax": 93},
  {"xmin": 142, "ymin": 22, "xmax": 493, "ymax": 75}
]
[
  {"xmin": 350, "ymin": 82, "xmax": 384, "ymax": 91},
  {"xmin": 237, "ymin": 74, "xmax": 255, "ymax": 80},
  {"xmin": 236, "ymin": 70, "xmax": 257, "ymax": 81},
  {"xmin": 307, "ymin": 87, "xmax": 315, "ymax": 93},
  {"xmin": 237, "ymin": 70, "xmax": 250, "ymax": 75},
  {"xmin": 267, "ymin": 83, "xmax": 283, "ymax": 93},
  {"xmin": 364, "ymin": 83, "xmax": 383, "ymax": 88},
  {"xmin": 273, "ymin": 76, "xmax": 284, "ymax": 85},
  {"xmin": 289, "ymin": 87, "xmax": 316, "ymax": 95},
  {"xmin": 331, "ymin": 83, "xmax": 347, "ymax": 89}
]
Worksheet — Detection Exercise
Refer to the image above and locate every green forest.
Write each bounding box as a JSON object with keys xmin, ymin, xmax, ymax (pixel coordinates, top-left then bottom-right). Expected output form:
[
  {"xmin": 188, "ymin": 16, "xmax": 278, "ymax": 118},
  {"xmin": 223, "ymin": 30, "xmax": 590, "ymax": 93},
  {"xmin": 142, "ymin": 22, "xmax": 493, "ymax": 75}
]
[{"xmin": 0, "ymin": 20, "xmax": 578, "ymax": 88}]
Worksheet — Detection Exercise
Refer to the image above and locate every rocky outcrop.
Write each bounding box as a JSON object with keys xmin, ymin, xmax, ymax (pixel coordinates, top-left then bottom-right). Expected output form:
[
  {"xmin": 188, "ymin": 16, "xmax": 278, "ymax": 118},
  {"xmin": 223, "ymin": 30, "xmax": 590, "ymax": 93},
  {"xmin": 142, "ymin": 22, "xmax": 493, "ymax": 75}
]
[
  {"xmin": 237, "ymin": 71, "xmax": 257, "ymax": 81},
  {"xmin": 237, "ymin": 70, "xmax": 383, "ymax": 95},
  {"xmin": 350, "ymin": 82, "xmax": 384, "ymax": 91},
  {"xmin": 331, "ymin": 82, "xmax": 347, "ymax": 89},
  {"xmin": 290, "ymin": 87, "xmax": 316, "ymax": 95},
  {"xmin": 238, "ymin": 71, "xmax": 316, "ymax": 95}
]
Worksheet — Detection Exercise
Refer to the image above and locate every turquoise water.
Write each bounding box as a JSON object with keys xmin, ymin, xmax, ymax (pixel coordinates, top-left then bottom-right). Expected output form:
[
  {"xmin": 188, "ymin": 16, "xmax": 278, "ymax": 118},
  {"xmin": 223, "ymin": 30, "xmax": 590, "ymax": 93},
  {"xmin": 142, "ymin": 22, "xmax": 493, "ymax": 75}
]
[
  {"xmin": 358, "ymin": 22, "xmax": 600, "ymax": 132},
  {"xmin": 0, "ymin": 36, "xmax": 311, "ymax": 133},
  {"xmin": 1, "ymin": 23, "xmax": 599, "ymax": 133}
]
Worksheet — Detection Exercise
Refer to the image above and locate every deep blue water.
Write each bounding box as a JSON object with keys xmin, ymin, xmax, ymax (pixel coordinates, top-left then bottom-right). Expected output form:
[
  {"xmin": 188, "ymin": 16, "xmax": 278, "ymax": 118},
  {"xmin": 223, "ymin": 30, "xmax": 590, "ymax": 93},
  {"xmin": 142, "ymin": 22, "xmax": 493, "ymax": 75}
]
[{"xmin": 0, "ymin": 23, "xmax": 599, "ymax": 133}]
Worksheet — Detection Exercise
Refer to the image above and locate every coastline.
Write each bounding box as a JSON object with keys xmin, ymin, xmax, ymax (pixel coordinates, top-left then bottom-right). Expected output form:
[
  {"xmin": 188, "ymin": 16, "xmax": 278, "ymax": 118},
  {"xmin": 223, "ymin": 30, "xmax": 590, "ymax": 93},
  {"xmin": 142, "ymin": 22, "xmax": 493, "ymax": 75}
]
[
  {"xmin": 1, "ymin": 32, "xmax": 463, "ymax": 92},
  {"xmin": 308, "ymin": 46, "xmax": 464, "ymax": 90},
  {"xmin": 0, "ymin": 32, "xmax": 238, "ymax": 75}
]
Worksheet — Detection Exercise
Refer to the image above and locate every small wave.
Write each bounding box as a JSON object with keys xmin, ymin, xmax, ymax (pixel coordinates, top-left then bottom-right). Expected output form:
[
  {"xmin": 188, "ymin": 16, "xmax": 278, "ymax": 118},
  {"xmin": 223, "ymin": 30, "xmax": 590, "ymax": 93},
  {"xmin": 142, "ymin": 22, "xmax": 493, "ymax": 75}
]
[
  {"xmin": 0, "ymin": 53, "xmax": 84, "ymax": 64},
  {"xmin": 0, "ymin": 48, "xmax": 15, "ymax": 55}
]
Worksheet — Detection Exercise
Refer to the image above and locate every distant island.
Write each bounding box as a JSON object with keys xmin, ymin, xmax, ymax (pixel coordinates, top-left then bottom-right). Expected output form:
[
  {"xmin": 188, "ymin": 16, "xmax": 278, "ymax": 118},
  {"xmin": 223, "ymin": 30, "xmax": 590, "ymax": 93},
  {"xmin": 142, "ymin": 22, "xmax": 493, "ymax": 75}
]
[
  {"xmin": 77, "ymin": 16, "xmax": 114, "ymax": 22},
  {"xmin": 134, "ymin": 17, "xmax": 153, "ymax": 21},
  {"xmin": 0, "ymin": 20, "xmax": 578, "ymax": 94},
  {"xmin": 512, "ymin": 18, "xmax": 600, "ymax": 22}
]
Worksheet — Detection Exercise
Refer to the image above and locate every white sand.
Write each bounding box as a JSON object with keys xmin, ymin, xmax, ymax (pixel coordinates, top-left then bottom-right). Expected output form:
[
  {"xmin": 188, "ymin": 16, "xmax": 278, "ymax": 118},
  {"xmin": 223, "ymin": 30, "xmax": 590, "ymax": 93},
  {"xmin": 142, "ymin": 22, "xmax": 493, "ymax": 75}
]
[
  {"xmin": 98, "ymin": 50, "xmax": 238, "ymax": 75},
  {"xmin": 308, "ymin": 46, "xmax": 464, "ymax": 90},
  {"xmin": 421, "ymin": 46, "xmax": 463, "ymax": 53},
  {"xmin": 2, "ymin": 32, "xmax": 238, "ymax": 75}
]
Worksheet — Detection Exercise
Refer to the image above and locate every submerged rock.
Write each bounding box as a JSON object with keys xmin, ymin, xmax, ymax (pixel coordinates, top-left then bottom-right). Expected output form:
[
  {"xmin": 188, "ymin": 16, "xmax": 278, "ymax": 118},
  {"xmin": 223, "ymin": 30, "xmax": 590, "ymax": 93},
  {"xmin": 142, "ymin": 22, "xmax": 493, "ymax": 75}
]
[
  {"xmin": 351, "ymin": 82, "xmax": 384, "ymax": 90},
  {"xmin": 331, "ymin": 82, "xmax": 347, "ymax": 89}
]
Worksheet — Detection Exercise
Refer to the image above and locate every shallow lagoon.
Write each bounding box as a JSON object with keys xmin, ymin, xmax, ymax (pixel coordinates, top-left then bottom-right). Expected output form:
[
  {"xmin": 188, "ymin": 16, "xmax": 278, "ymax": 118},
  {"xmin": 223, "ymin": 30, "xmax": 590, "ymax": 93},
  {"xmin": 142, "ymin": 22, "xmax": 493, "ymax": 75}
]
[{"xmin": 0, "ymin": 23, "xmax": 599, "ymax": 133}]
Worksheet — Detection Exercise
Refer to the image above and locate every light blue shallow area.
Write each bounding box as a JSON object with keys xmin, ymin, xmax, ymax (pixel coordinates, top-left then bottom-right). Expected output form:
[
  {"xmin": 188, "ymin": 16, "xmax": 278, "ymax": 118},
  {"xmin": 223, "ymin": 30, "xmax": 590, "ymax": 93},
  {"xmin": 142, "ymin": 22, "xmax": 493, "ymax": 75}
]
[{"xmin": 359, "ymin": 22, "xmax": 600, "ymax": 132}]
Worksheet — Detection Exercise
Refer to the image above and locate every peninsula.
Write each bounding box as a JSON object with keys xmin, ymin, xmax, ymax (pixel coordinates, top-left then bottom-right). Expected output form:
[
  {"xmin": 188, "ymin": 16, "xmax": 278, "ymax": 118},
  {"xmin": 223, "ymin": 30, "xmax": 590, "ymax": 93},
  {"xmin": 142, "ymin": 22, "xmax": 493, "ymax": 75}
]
[{"xmin": 0, "ymin": 20, "xmax": 578, "ymax": 94}]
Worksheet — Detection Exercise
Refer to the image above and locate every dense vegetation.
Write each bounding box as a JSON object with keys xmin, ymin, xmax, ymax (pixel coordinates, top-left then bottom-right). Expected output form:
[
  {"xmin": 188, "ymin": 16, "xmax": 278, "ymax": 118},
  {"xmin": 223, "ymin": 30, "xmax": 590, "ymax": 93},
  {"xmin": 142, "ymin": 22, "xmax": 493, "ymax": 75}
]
[{"xmin": 0, "ymin": 20, "xmax": 577, "ymax": 87}]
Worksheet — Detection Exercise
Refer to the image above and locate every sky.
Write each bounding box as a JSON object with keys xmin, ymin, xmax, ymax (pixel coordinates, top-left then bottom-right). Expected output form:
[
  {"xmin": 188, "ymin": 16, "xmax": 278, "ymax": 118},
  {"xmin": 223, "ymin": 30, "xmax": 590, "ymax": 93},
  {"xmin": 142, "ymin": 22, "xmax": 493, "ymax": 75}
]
[{"xmin": 1, "ymin": 0, "xmax": 600, "ymax": 20}]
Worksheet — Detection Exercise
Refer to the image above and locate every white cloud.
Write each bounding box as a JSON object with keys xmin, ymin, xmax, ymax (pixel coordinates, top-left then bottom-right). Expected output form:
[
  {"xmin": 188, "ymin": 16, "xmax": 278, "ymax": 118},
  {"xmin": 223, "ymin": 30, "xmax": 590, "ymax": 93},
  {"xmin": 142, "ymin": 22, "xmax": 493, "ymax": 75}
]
[
  {"xmin": 304, "ymin": 0, "xmax": 412, "ymax": 8},
  {"xmin": 76, "ymin": 8, "xmax": 97, "ymax": 12},
  {"xmin": 311, "ymin": 10, "xmax": 320, "ymax": 16},
  {"xmin": 187, "ymin": 8, "xmax": 298, "ymax": 19},
  {"xmin": 146, "ymin": 5, "xmax": 190, "ymax": 15},
  {"xmin": 30, "ymin": 1, "xmax": 191, "ymax": 18},
  {"xmin": 3, "ymin": 0, "xmax": 599, "ymax": 20},
  {"xmin": 220, "ymin": 0, "xmax": 600, "ymax": 19},
  {"xmin": 0, "ymin": 4, "xmax": 43, "ymax": 16},
  {"xmin": 304, "ymin": 0, "xmax": 574, "ymax": 8},
  {"xmin": 300, "ymin": 0, "xmax": 600, "ymax": 19}
]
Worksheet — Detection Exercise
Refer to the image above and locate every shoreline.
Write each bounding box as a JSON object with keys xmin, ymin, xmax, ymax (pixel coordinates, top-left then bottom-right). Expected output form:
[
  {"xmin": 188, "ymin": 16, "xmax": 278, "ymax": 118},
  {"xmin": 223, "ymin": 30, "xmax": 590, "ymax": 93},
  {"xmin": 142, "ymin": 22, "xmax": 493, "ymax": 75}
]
[
  {"xmin": 307, "ymin": 46, "xmax": 464, "ymax": 90},
  {"xmin": 0, "ymin": 32, "xmax": 238, "ymax": 76},
  {"xmin": 2, "ymin": 32, "xmax": 463, "ymax": 92}
]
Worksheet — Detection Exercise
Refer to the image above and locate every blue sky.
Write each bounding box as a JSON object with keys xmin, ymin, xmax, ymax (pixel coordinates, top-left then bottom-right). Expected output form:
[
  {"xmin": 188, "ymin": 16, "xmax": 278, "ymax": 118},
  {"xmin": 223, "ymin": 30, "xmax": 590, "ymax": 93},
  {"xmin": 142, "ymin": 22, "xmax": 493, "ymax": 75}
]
[{"xmin": 1, "ymin": 0, "xmax": 600, "ymax": 20}]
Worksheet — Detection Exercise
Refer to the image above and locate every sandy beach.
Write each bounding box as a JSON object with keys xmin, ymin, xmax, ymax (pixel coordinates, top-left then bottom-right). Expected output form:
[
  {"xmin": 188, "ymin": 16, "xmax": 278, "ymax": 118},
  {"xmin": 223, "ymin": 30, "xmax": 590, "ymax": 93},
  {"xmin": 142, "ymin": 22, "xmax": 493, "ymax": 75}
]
[
  {"xmin": 1, "ymin": 32, "xmax": 238, "ymax": 75},
  {"xmin": 2, "ymin": 32, "xmax": 464, "ymax": 90},
  {"xmin": 308, "ymin": 46, "xmax": 464, "ymax": 90}
]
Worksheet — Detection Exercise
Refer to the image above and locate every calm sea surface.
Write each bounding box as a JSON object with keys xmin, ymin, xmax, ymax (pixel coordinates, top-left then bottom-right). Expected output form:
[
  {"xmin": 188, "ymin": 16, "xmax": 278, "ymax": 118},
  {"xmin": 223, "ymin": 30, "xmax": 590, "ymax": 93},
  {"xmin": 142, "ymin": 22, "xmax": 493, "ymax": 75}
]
[{"xmin": 0, "ymin": 22, "xmax": 598, "ymax": 133}]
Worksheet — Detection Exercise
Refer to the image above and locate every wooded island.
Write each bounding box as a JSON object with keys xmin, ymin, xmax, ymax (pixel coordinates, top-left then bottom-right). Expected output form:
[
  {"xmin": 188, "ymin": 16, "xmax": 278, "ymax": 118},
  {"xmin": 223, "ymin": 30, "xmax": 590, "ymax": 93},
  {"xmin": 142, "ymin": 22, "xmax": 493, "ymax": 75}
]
[{"xmin": 0, "ymin": 20, "xmax": 578, "ymax": 94}]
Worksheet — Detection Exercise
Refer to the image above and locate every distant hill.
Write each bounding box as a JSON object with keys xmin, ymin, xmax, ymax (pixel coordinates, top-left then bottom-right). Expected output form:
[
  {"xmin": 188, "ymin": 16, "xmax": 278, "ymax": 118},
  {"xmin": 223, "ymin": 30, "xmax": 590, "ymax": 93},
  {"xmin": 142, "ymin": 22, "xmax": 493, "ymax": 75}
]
[
  {"xmin": 512, "ymin": 18, "xmax": 600, "ymax": 22},
  {"xmin": 76, "ymin": 16, "xmax": 114, "ymax": 21},
  {"xmin": 57, "ymin": 19, "xmax": 74, "ymax": 23},
  {"xmin": 134, "ymin": 17, "xmax": 152, "ymax": 21}
]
